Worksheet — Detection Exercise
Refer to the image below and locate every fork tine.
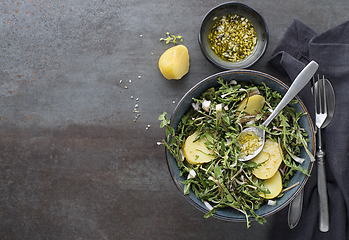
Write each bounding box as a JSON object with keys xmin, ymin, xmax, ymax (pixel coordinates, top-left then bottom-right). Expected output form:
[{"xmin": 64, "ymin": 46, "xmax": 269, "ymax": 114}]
[
  {"xmin": 322, "ymin": 75, "xmax": 327, "ymax": 115},
  {"xmin": 312, "ymin": 75, "xmax": 317, "ymax": 111},
  {"xmin": 318, "ymin": 74, "xmax": 323, "ymax": 114},
  {"xmin": 317, "ymin": 75, "xmax": 327, "ymax": 114},
  {"xmin": 315, "ymin": 75, "xmax": 328, "ymax": 128}
]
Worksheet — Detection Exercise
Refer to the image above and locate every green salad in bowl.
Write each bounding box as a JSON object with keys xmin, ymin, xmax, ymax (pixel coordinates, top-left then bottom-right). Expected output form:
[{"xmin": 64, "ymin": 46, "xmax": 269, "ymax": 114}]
[{"xmin": 160, "ymin": 70, "xmax": 315, "ymax": 227}]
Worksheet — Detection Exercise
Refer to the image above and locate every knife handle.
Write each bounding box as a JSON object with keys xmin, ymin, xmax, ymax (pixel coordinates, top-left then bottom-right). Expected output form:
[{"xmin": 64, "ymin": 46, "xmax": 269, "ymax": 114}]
[{"xmin": 317, "ymin": 148, "xmax": 329, "ymax": 232}]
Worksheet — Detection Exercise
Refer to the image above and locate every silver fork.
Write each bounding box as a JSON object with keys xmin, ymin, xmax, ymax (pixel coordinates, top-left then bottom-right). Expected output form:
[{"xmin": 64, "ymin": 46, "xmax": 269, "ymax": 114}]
[{"xmin": 313, "ymin": 75, "xmax": 330, "ymax": 232}]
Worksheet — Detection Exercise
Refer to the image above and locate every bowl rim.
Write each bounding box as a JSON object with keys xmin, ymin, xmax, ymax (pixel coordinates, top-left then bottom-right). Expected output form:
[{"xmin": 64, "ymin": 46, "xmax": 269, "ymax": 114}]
[
  {"xmin": 165, "ymin": 69, "xmax": 315, "ymax": 222},
  {"xmin": 198, "ymin": 2, "xmax": 269, "ymax": 70}
]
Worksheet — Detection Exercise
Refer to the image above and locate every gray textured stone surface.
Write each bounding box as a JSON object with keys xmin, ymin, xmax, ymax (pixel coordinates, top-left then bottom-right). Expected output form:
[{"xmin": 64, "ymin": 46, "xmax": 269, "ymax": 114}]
[{"xmin": 0, "ymin": 0, "xmax": 348, "ymax": 239}]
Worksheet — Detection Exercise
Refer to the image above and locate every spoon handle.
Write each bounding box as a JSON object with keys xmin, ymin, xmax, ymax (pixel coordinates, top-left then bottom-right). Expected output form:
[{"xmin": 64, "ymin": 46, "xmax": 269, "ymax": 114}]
[
  {"xmin": 263, "ymin": 61, "xmax": 319, "ymax": 127},
  {"xmin": 288, "ymin": 189, "xmax": 304, "ymax": 229}
]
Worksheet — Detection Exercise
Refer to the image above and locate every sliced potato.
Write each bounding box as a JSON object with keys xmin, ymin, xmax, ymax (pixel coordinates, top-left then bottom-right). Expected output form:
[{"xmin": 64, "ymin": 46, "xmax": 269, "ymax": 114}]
[
  {"xmin": 158, "ymin": 45, "xmax": 189, "ymax": 80},
  {"xmin": 237, "ymin": 94, "xmax": 265, "ymax": 115},
  {"xmin": 183, "ymin": 131, "xmax": 215, "ymax": 165},
  {"xmin": 251, "ymin": 139, "xmax": 282, "ymax": 179},
  {"xmin": 258, "ymin": 170, "xmax": 282, "ymax": 199}
]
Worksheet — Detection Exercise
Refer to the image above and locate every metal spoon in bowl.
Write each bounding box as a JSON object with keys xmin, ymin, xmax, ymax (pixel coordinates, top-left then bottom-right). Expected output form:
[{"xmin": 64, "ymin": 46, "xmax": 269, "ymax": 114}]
[{"xmin": 239, "ymin": 61, "xmax": 319, "ymax": 161}]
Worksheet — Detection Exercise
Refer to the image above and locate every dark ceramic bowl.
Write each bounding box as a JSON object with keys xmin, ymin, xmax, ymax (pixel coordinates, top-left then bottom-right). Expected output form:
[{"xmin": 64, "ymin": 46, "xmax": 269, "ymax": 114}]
[
  {"xmin": 166, "ymin": 70, "xmax": 315, "ymax": 222},
  {"xmin": 199, "ymin": 2, "xmax": 268, "ymax": 70}
]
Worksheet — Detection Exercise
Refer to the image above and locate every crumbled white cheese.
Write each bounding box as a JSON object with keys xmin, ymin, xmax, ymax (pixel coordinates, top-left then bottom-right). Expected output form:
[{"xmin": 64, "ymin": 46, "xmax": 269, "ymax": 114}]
[
  {"xmin": 204, "ymin": 201, "xmax": 213, "ymax": 211},
  {"xmin": 202, "ymin": 99, "xmax": 211, "ymax": 112},
  {"xmin": 230, "ymin": 80, "xmax": 237, "ymax": 85},
  {"xmin": 246, "ymin": 119, "xmax": 255, "ymax": 125},
  {"xmin": 187, "ymin": 169, "xmax": 196, "ymax": 179},
  {"xmin": 192, "ymin": 102, "xmax": 200, "ymax": 111}
]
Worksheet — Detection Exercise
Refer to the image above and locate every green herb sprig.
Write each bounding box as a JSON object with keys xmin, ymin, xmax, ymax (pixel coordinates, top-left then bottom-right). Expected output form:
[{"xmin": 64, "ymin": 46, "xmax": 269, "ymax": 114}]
[{"xmin": 160, "ymin": 32, "xmax": 183, "ymax": 45}]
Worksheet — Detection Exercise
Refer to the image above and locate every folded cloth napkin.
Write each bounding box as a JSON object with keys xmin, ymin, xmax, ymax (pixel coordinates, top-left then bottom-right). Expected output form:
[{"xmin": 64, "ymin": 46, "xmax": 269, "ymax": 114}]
[{"xmin": 268, "ymin": 19, "xmax": 349, "ymax": 240}]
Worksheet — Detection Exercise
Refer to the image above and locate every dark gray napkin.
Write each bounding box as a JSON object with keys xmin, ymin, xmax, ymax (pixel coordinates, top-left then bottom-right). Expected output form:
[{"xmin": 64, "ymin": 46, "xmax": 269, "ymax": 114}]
[{"xmin": 268, "ymin": 19, "xmax": 349, "ymax": 240}]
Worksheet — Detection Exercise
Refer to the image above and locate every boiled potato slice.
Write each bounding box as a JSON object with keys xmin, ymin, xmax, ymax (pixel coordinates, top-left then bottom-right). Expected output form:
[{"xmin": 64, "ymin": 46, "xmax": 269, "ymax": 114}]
[
  {"xmin": 158, "ymin": 45, "xmax": 189, "ymax": 80},
  {"xmin": 183, "ymin": 131, "xmax": 215, "ymax": 165},
  {"xmin": 237, "ymin": 94, "xmax": 265, "ymax": 115},
  {"xmin": 258, "ymin": 170, "xmax": 282, "ymax": 199},
  {"xmin": 251, "ymin": 139, "xmax": 282, "ymax": 179}
]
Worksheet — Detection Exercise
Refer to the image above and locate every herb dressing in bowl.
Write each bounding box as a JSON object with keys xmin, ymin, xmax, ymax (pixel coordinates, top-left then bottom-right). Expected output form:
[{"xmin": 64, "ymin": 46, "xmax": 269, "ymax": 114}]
[
  {"xmin": 209, "ymin": 14, "xmax": 258, "ymax": 62},
  {"xmin": 199, "ymin": 2, "xmax": 268, "ymax": 70}
]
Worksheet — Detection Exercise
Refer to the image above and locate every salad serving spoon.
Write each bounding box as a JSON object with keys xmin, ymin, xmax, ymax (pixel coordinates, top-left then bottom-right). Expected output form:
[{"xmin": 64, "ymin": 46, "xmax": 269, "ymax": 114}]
[{"xmin": 239, "ymin": 60, "xmax": 319, "ymax": 161}]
